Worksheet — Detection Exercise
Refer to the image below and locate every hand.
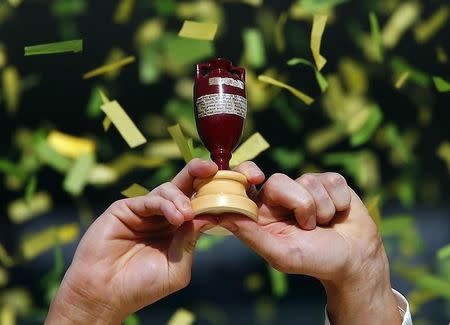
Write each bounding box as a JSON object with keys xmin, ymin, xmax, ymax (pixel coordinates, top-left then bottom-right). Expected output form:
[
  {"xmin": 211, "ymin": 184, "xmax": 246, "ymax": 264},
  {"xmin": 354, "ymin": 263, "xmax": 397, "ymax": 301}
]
[
  {"xmin": 45, "ymin": 159, "xmax": 218, "ymax": 325},
  {"xmin": 219, "ymin": 164, "xmax": 402, "ymax": 325}
]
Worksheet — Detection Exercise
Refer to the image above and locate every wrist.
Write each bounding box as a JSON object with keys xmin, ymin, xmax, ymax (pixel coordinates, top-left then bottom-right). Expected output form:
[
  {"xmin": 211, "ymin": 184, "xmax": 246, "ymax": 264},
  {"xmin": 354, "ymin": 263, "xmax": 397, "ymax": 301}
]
[
  {"xmin": 45, "ymin": 266, "xmax": 124, "ymax": 325},
  {"xmin": 322, "ymin": 241, "xmax": 402, "ymax": 325}
]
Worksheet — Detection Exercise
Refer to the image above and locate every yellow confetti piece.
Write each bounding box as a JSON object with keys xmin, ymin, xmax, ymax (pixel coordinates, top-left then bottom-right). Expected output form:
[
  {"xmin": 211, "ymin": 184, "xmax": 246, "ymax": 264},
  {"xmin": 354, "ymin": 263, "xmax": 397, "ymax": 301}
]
[
  {"xmin": 100, "ymin": 100, "xmax": 147, "ymax": 148},
  {"xmin": 134, "ymin": 18, "xmax": 164, "ymax": 48},
  {"xmin": 258, "ymin": 75, "xmax": 314, "ymax": 105},
  {"xmin": 102, "ymin": 48, "xmax": 127, "ymax": 81},
  {"xmin": 145, "ymin": 140, "xmax": 182, "ymax": 159},
  {"xmin": 178, "ymin": 20, "xmax": 218, "ymax": 41},
  {"xmin": 414, "ymin": 5, "xmax": 449, "ymax": 44},
  {"xmin": 47, "ymin": 130, "xmax": 96, "ymax": 158},
  {"xmin": 381, "ymin": 2, "xmax": 420, "ymax": 49},
  {"xmin": 0, "ymin": 244, "xmax": 15, "ymax": 267},
  {"xmin": 121, "ymin": 183, "xmax": 149, "ymax": 198},
  {"xmin": 310, "ymin": 14, "xmax": 328, "ymax": 71},
  {"xmin": 114, "ymin": 0, "xmax": 134, "ymax": 24},
  {"xmin": 167, "ymin": 308, "xmax": 195, "ymax": 325},
  {"xmin": 168, "ymin": 124, "xmax": 193, "ymax": 163},
  {"xmin": 230, "ymin": 132, "xmax": 270, "ymax": 168},
  {"xmin": 0, "ymin": 43, "xmax": 7, "ymax": 68},
  {"xmin": 2, "ymin": 66, "xmax": 20, "ymax": 115},
  {"xmin": 20, "ymin": 223, "xmax": 79, "ymax": 260},
  {"xmin": 366, "ymin": 195, "xmax": 382, "ymax": 229},
  {"xmin": 0, "ymin": 288, "xmax": 33, "ymax": 314},
  {"xmin": 436, "ymin": 46, "xmax": 448, "ymax": 63},
  {"xmin": 86, "ymin": 164, "xmax": 119, "ymax": 185},
  {"xmin": 437, "ymin": 142, "xmax": 450, "ymax": 174},
  {"xmin": 98, "ymin": 89, "xmax": 112, "ymax": 129},
  {"xmin": 0, "ymin": 305, "xmax": 15, "ymax": 325},
  {"xmin": 7, "ymin": 192, "xmax": 52, "ymax": 224},
  {"xmin": 394, "ymin": 71, "xmax": 411, "ymax": 89},
  {"xmin": 83, "ymin": 56, "xmax": 136, "ymax": 79}
]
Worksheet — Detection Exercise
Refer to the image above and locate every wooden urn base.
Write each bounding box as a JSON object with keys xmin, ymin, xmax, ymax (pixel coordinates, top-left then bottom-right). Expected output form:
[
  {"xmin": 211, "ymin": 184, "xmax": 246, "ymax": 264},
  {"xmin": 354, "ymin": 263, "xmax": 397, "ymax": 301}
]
[{"xmin": 191, "ymin": 170, "xmax": 258, "ymax": 235}]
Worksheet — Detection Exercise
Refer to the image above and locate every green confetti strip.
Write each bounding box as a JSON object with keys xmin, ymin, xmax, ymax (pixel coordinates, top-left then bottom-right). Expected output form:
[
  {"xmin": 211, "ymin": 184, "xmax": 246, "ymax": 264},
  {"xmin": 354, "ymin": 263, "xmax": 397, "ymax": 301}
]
[
  {"xmin": 167, "ymin": 124, "xmax": 193, "ymax": 163},
  {"xmin": 437, "ymin": 244, "xmax": 450, "ymax": 260},
  {"xmin": 432, "ymin": 76, "xmax": 450, "ymax": 92},
  {"xmin": 287, "ymin": 57, "xmax": 328, "ymax": 92},
  {"xmin": 267, "ymin": 265, "xmax": 288, "ymax": 298},
  {"xmin": 63, "ymin": 154, "xmax": 95, "ymax": 196},
  {"xmin": 369, "ymin": 12, "xmax": 383, "ymax": 62},
  {"xmin": 350, "ymin": 104, "xmax": 383, "ymax": 147},
  {"xmin": 24, "ymin": 39, "xmax": 83, "ymax": 56},
  {"xmin": 24, "ymin": 174, "xmax": 37, "ymax": 205},
  {"xmin": 243, "ymin": 28, "xmax": 266, "ymax": 69}
]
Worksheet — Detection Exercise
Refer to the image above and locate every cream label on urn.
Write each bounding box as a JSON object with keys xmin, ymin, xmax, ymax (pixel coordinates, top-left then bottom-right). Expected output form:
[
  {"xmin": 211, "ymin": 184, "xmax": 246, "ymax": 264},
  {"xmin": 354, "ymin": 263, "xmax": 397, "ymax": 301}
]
[
  {"xmin": 208, "ymin": 77, "xmax": 245, "ymax": 89},
  {"xmin": 196, "ymin": 93, "xmax": 247, "ymax": 118}
]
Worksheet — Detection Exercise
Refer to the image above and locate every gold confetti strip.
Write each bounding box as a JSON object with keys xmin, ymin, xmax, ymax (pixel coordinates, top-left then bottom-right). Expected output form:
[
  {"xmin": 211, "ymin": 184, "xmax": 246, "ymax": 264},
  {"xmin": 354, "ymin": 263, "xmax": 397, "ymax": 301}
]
[
  {"xmin": 121, "ymin": 183, "xmax": 149, "ymax": 198},
  {"xmin": 437, "ymin": 142, "xmax": 450, "ymax": 174},
  {"xmin": 414, "ymin": 5, "xmax": 449, "ymax": 44},
  {"xmin": 7, "ymin": 192, "xmax": 52, "ymax": 224},
  {"xmin": 258, "ymin": 75, "xmax": 314, "ymax": 105},
  {"xmin": 178, "ymin": 20, "xmax": 218, "ymax": 41},
  {"xmin": 310, "ymin": 14, "xmax": 328, "ymax": 71},
  {"xmin": 2, "ymin": 65, "xmax": 20, "ymax": 115},
  {"xmin": 47, "ymin": 130, "xmax": 96, "ymax": 158},
  {"xmin": 114, "ymin": 0, "xmax": 135, "ymax": 24},
  {"xmin": 0, "ymin": 305, "xmax": 15, "ymax": 325},
  {"xmin": 168, "ymin": 124, "xmax": 193, "ymax": 163},
  {"xmin": 86, "ymin": 164, "xmax": 119, "ymax": 185},
  {"xmin": 83, "ymin": 55, "xmax": 136, "ymax": 79},
  {"xmin": 108, "ymin": 153, "xmax": 165, "ymax": 177},
  {"xmin": 381, "ymin": 2, "xmax": 420, "ymax": 49},
  {"xmin": 230, "ymin": 132, "xmax": 270, "ymax": 167},
  {"xmin": 20, "ymin": 223, "xmax": 79, "ymax": 260},
  {"xmin": 395, "ymin": 71, "xmax": 411, "ymax": 89},
  {"xmin": 167, "ymin": 308, "xmax": 195, "ymax": 325},
  {"xmin": 366, "ymin": 195, "xmax": 382, "ymax": 228},
  {"xmin": 100, "ymin": 100, "xmax": 147, "ymax": 148},
  {"xmin": 0, "ymin": 43, "xmax": 7, "ymax": 68}
]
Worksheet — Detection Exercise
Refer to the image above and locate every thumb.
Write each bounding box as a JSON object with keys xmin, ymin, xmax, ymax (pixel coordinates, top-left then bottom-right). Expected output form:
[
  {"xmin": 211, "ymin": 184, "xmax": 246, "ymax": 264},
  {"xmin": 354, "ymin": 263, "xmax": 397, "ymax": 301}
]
[{"xmin": 219, "ymin": 214, "xmax": 284, "ymax": 265}]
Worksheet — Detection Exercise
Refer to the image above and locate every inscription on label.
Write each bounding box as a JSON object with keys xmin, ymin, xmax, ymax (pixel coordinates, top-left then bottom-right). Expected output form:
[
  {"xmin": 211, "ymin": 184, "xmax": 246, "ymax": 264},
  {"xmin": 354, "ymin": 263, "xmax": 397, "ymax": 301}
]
[
  {"xmin": 196, "ymin": 93, "xmax": 247, "ymax": 118},
  {"xmin": 208, "ymin": 77, "xmax": 244, "ymax": 89}
]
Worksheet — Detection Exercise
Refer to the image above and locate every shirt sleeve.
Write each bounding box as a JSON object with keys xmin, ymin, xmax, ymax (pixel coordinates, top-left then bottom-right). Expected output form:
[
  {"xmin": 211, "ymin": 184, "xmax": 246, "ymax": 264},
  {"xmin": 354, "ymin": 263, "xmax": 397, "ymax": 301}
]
[{"xmin": 323, "ymin": 289, "xmax": 412, "ymax": 325}]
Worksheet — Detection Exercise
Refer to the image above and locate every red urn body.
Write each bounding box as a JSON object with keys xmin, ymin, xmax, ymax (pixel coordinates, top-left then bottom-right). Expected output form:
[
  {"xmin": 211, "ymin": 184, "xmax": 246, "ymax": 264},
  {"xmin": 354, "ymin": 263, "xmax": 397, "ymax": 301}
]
[{"xmin": 194, "ymin": 58, "xmax": 247, "ymax": 170}]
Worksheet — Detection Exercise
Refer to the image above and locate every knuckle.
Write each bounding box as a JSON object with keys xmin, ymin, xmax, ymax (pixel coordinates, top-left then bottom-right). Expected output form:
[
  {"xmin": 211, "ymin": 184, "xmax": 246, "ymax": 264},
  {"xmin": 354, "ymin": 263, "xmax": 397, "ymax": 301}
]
[
  {"xmin": 326, "ymin": 172, "xmax": 347, "ymax": 187},
  {"xmin": 298, "ymin": 173, "xmax": 319, "ymax": 188},
  {"xmin": 298, "ymin": 196, "xmax": 315, "ymax": 213},
  {"xmin": 267, "ymin": 173, "xmax": 287, "ymax": 186}
]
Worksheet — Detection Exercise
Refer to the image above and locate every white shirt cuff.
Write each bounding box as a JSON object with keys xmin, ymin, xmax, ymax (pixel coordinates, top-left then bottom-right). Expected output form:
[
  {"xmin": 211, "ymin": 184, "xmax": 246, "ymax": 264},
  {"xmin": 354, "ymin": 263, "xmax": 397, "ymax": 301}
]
[{"xmin": 323, "ymin": 288, "xmax": 412, "ymax": 325}]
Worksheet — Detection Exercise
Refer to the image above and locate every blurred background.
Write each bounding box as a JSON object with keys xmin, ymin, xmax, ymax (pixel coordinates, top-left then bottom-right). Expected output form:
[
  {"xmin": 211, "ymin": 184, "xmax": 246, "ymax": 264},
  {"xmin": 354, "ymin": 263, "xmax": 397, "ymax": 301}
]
[{"xmin": 0, "ymin": 0, "xmax": 449, "ymax": 324}]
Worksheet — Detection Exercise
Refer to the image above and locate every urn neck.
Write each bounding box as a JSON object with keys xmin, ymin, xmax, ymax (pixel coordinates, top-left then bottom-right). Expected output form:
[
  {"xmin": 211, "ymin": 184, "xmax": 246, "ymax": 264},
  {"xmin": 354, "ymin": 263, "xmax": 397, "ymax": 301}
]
[{"xmin": 211, "ymin": 148, "xmax": 231, "ymax": 170}]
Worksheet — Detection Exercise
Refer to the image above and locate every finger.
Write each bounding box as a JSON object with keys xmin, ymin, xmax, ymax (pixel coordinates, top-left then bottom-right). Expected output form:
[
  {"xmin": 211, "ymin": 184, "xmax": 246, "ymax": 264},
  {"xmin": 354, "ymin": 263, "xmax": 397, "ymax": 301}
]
[
  {"xmin": 116, "ymin": 195, "xmax": 185, "ymax": 226},
  {"xmin": 233, "ymin": 161, "xmax": 265, "ymax": 185},
  {"xmin": 260, "ymin": 173, "xmax": 317, "ymax": 230},
  {"xmin": 319, "ymin": 173, "xmax": 351, "ymax": 211},
  {"xmin": 155, "ymin": 182, "xmax": 194, "ymax": 220},
  {"xmin": 167, "ymin": 219, "xmax": 216, "ymax": 290},
  {"xmin": 296, "ymin": 174, "xmax": 336, "ymax": 225},
  {"xmin": 171, "ymin": 158, "xmax": 218, "ymax": 196},
  {"xmin": 218, "ymin": 214, "xmax": 285, "ymax": 265}
]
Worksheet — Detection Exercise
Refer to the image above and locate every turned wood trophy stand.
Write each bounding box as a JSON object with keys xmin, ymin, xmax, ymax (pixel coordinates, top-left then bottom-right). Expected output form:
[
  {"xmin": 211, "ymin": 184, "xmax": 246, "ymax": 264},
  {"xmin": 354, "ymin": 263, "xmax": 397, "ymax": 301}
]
[{"xmin": 191, "ymin": 58, "xmax": 258, "ymax": 235}]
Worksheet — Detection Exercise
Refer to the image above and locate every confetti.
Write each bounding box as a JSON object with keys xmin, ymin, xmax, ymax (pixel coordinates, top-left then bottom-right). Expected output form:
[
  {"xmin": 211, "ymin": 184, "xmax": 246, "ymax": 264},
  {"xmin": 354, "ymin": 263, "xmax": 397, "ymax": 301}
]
[
  {"xmin": 437, "ymin": 142, "xmax": 450, "ymax": 174},
  {"xmin": 114, "ymin": 0, "xmax": 134, "ymax": 24},
  {"xmin": 167, "ymin": 308, "xmax": 195, "ymax": 325},
  {"xmin": 258, "ymin": 75, "xmax": 314, "ymax": 105},
  {"xmin": 243, "ymin": 28, "xmax": 266, "ymax": 69},
  {"xmin": 0, "ymin": 245, "xmax": 15, "ymax": 267},
  {"xmin": 83, "ymin": 56, "xmax": 136, "ymax": 79},
  {"xmin": 121, "ymin": 183, "xmax": 149, "ymax": 198},
  {"xmin": 63, "ymin": 153, "xmax": 95, "ymax": 196},
  {"xmin": 310, "ymin": 14, "xmax": 328, "ymax": 71},
  {"xmin": 369, "ymin": 12, "xmax": 383, "ymax": 62},
  {"xmin": 47, "ymin": 130, "xmax": 96, "ymax": 158},
  {"xmin": 20, "ymin": 223, "xmax": 79, "ymax": 260},
  {"xmin": 394, "ymin": 71, "xmax": 411, "ymax": 89},
  {"xmin": 145, "ymin": 140, "xmax": 182, "ymax": 159},
  {"xmin": 168, "ymin": 124, "xmax": 193, "ymax": 163},
  {"xmin": 24, "ymin": 174, "xmax": 37, "ymax": 205},
  {"xmin": 108, "ymin": 153, "xmax": 165, "ymax": 177},
  {"xmin": 432, "ymin": 76, "xmax": 450, "ymax": 92},
  {"xmin": 7, "ymin": 191, "xmax": 52, "ymax": 224},
  {"xmin": 0, "ymin": 305, "xmax": 15, "ymax": 325},
  {"xmin": 34, "ymin": 139, "xmax": 72, "ymax": 173},
  {"xmin": 86, "ymin": 164, "xmax": 119, "ymax": 185},
  {"xmin": 178, "ymin": 20, "xmax": 218, "ymax": 41},
  {"xmin": 267, "ymin": 265, "xmax": 288, "ymax": 297},
  {"xmin": 366, "ymin": 195, "xmax": 382, "ymax": 228},
  {"xmin": 437, "ymin": 244, "xmax": 450, "ymax": 261},
  {"xmin": 230, "ymin": 132, "xmax": 270, "ymax": 167},
  {"xmin": 350, "ymin": 104, "xmax": 383, "ymax": 147},
  {"xmin": 287, "ymin": 57, "xmax": 328, "ymax": 92},
  {"xmin": 2, "ymin": 66, "xmax": 20, "ymax": 115},
  {"xmin": 24, "ymin": 39, "xmax": 83, "ymax": 56},
  {"xmin": 381, "ymin": 2, "xmax": 420, "ymax": 49},
  {"xmin": 100, "ymin": 100, "xmax": 147, "ymax": 148},
  {"xmin": 414, "ymin": 5, "xmax": 449, "ymax": 44}
]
